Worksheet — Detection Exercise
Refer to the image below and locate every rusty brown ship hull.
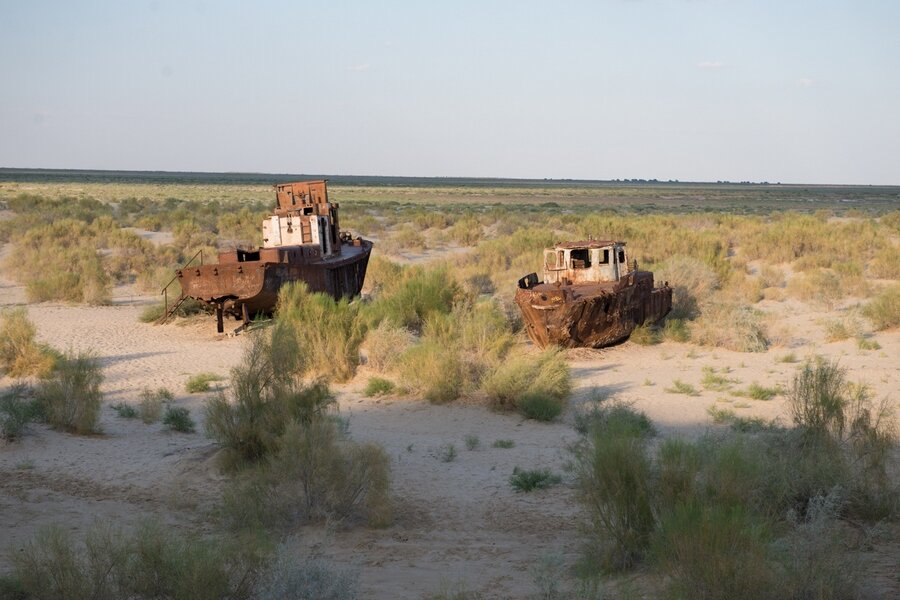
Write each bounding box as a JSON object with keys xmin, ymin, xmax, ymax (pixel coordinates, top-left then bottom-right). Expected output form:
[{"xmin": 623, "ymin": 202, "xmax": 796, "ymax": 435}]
[
  {"xmin": 515, "ymin": 271, "xmax": 672, "ymax": 349},
  {"xmin": 177, "ymin": 239, "xmax": 371, "ymax": 322}
]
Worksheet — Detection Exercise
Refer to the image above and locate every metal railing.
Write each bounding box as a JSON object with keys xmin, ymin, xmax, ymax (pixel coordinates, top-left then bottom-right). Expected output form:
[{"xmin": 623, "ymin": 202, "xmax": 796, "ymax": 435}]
[{"xmin": 159, "ymin": 249, "xmax": 203, "ymax": 322}]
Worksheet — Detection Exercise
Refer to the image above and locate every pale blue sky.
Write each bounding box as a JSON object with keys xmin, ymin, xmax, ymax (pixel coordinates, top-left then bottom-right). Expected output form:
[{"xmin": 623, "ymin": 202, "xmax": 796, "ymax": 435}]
[{"xmin": 1, "ymin": 1, "xmax": 898, "ymax": 184}]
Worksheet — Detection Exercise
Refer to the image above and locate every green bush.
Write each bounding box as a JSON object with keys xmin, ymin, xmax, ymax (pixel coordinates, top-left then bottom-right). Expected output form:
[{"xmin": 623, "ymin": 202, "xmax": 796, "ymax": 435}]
[
  {"xmin": 691, "ymin": 302, "xmax": 768, "ymax": 352},
  {"xmin": 363, "ymin": 377, "xmax": 394, "ymax": 397},
  {"xmin": 278, "ymin": 282, "xmax": 367, "ymax": 382},
  {"xmin": 573, "ymin": 403, "xmax": 656, "ymax": 438},
  {"xmin": 0, "ymin": 308, "xmax": 57, "ymax": 378},
  {"xmin": 110, "ymin": 402, "xmax": 138, "ymax": 419},
  {"xmin": 163, "ymin": 406, "xmax": 195, "ymax": 433},
  {"xmin": 205, "ymin": 327, "xmax": 334, "ymax": 468},
  {"xmin": 492, "ymin": 439, "xmax": 515, "ymax": 449},
  {"xmin": 861, "ymin": 285, "xmax": 900, "ymax": 330},
  {"xmin": 398, "ymin": 340, "xmax": 464, "ymax": 404},
  {"xmin": 138, "ymin": 387, "xmax": 171, "ymax": 423},
  {"xmin": 37, "ymin": 351, "xmax": 103, "ymax": 435},
  {"xmin": 1, "ymin": 385, "xmax": 41, "ymax": 441},
  {"xmin": 665, "ymin": 380, "xmax": 699, "ymax": 396},
  {"xmin": 223, "ymin": 419, "xmax": 391, "ymax": 529},
  {"xmin": 629, "ymin": 324, "xmax": 660, "ymax": 346},
  {"xmin": 12, "ymin": 521, "xmax": 261, "ymax": 600},
  {"xmin": 517, "ymin": 394, "xmax": 563, "ymax": 422},
  {"xmin": 185, "ymin": 372, "xmax": 223, "ymax": 393},
  {"xmin": 252, "ymin": 550, "xmax": 359, "ymax": 600},
  {"xmin": 481, "ymin": 348, "xmax": 571, "ymax": 418},
  {"xmin": 362, "ymin": 321, "xmax": 414, "ymax": 373},
  {"xmin": 573, "ymin": 405, "xmax": 656, "ymax": 571},
  {"xmin": 364, "ymin": 266, "xmax": 461, "ymax": 331},
  {"xmin": 653, "ymin": 503, "xmax": 773, "ymax": 600},
  {"xmin": 509, "ymin": 467, "xmax": 562, "ymax": 492}
]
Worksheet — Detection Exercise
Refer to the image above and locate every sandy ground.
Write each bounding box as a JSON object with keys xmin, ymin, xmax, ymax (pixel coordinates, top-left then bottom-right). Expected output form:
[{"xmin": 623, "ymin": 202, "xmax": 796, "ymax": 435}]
[{"xmin": 1, "ymin": 272, "xmax": 899, "ymax": 598}]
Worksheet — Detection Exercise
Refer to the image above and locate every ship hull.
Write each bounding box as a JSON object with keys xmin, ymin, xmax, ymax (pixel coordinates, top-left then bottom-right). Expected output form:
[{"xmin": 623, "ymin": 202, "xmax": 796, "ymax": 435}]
[
  {"xmin": 177, "ymin": 240, "xmax": 372, "ymax": 321},
  {"xmin": 515, "ymin": 271, "xmax": 672, "ymax": 349}
]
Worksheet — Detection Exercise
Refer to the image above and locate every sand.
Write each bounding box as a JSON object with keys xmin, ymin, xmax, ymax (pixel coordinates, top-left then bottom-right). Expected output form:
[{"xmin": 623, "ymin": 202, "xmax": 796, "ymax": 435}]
[{"xmin": 1, "ymin": 271, "xmax": 898, "ymax": 598}]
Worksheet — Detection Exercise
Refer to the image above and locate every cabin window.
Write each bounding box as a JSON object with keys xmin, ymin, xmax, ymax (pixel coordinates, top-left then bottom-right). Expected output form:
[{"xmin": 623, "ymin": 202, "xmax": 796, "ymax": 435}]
[
  {"xmin": 545, "ymin": 251, "xmax": 557, "ymax": 268},
  {"xmin": 571, "ymin": 248, "xmax": 591, "ymax": 268},
  {"xmin": 618, "ymin": 249, "xmax": 626, "ymax": 264},
  {"xmin": 599, "ymin": 249, "xmax": 609, "ymax": 264}
]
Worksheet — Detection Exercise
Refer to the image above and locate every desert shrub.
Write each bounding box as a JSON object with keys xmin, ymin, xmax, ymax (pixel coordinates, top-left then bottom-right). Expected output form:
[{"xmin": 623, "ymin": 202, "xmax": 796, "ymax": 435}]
[
  {"xmin": 823, "ymin": 315, "xmax": 864, "ymax": 342},
  {"xmin": 364, "ymin": 266, "xmax": 461, "ymax": 331},
  {"xmin": 786, "ymin": 360, "xmax": 897, "ymax": 515},
  {"xmin": 868, "ymin": 244, "xmax": 900, "ymax": 279},
  {"xmin": 573, "ymin": 402, "xmax": 656, "ymax": 438},
  {"xmin": 492, "ymin": 439, "xmax": 515, "ymax": 449},
  {"xmin": 138, "ymin": 388, "xmax": 171, "ymax": 423},
  {"xmin": 163, "ymin": 406, "xmax": 196, "ymax": 433},
  {"xmin": 111, "ymin": 402, "xmax": 138, "ymax": 419},
  {"xmin": 629, "ymin": 324, "xmax": 660, "ymax": 346},
  {"xmin": 509, "ymin": 467, "xmax": 562, "ymax": 492},
  {"xmin": 37, "ymin": 351, "xmax": 103, "ymax": 435},
  {"xmin": 518, "ymin": 394, "xmax": 564, "ymax": 422},
  {"xmin": 224, "ymin": 419, "xmax": 391, "ymax": 528},
  {"xmin": 746, "ymin": 382, "xmax": 780, "ymax": 401},
  {"xmin": 759, "ymin": 265, "xmax": 785, "ymax": 289},
  {"xmin": 690, "ymin": 302, "xmax": 768, "ymax": 352},
  {"xmin": 700, "ymin": 366, "xmax": 737, "ymax": 391},
  {"xmin": 252, "ymin": 550, "xmax": 359, "ymax": 600},
  {"xmin": 390, "ymin": 225, "xmax": 427, "ymax": 250},
  {"xmin": 13, "ymin": 521, "xmax": 261, "ymax": 600},
  {"xmin": 481, "ymin": 348, "xmax": 571, "ymax": 418},
  {"xmin": 786, "ymin": 269, "xmax": 844, "ymax": 308},
  {"xmin": 706, "ymin": 405, "xmax": 737, "ymax": 424},
  {"xmin": 665, "ymin": 380, "xmax": 699, "ymax": 396},
  {"xmin": 661, "ymin": 317, "xmax": 690, "ymax": 342},
  {"xmin": 362, "ymin": 321, "xmax": 414, "ymax": 373},
  {"xmin": 185, "ymin": 372, "xmax": 223, "ymax": 393},
  {"xmin": 653, "ymin": 503, "xmax": 774, "ymax": 600},
  {"xmin": 464, "ymin": 434, "xmax": 480, "ymax": 451},
  {"xmin": 278, "ymin": 283, "xmax": 366, "ymax": 382},
  {"xmin": 573, "ymin": 404, "xmax": 656, "ymax": 570},
  {"xmin": 438, "ymin": 443, "xmax": 457, "ymax": 463},
  {"xmin": 1, "ymin": 385, "xmax": 41, "ymax": 441},
  {"xmin": 861, "ymin": 285, "xmax": 900, "ymax": 330},
  {"xmin": 363, "ymin": 377, "xmax": 394, "ymax": 397},
  {"xmin": 398, "ymin": 340, "xmax": 464, "ymax": 403},
  {"xmin": 205, "ymin": 327, "xmax": 334, "ymax": 467},
  {"xmin": 0, "ymin": 308, "xmax": 57, "ymax": 378},
  {"xmin": 787, "ymin": 358, "xmax": 848, "ymax": 436},
  {"xmin": 140, "ymin": 298, "xmax": 209, "ymax": 323},
  {"xmin": 653, "ymin": 256, "xmax": 719, "ymax": 320}
]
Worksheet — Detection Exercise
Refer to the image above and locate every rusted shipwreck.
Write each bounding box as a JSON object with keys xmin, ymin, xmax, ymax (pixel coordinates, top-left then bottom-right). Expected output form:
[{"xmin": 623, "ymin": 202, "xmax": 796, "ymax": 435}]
[
  {"xmin": 515, "ymin": 240, "xmax": 672, "ymax": 348},
  {"xmin": 163, "ymin": 180, "xmax": 372, "ymax": 332}
]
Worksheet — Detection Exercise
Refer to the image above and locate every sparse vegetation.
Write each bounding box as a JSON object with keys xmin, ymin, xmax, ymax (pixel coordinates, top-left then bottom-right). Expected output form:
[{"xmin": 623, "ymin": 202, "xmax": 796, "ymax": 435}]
[
  {"xmin": 509, "ymin": 467, "xmax": 562, "ymax": 492},
  {"xmin": 363, "ymin": 377, "xmax": 394, "ymax": 397},
  {"xmin": 185, "ymin": 372, "xmax": 223, "ymax": 393},
  {"xmin": 1, "ymin": 385, "xmax": 41, "ymax": 441},
  {"xmin": 492, "ymin": 439, "xmax": 515, "ymax": 449},
  {"xmin": 138, "ymin": 387, "xmax": 172, "ymax": 423},
  {"xmin": 110, "ymin": 402, "xmax": 139, "ymax": 419},
  {"xmin": 573, "ymin": 358, "xmax": 897, "ymax": 597},
  {"xmin": 482, "ymin": 348, "xmax": 571, "ymax": 419},
  {"xmin": 37, "ymin": 351, "xmax": 103, "ymax": 435},
  {"xmin": 0, "ymin": 308, "xmax": 57, "ymax": 378},
  {"xmin": 464, "ymin": 434, "xmax": 480, "ymax": 451},
  {"xmin": 665, "ymin": 380, "xmax": 699, "ymax": 396},
  {"xmin": 163, "ymin": 405, "xmax": 195, "ymax": 433},
  {"xmin": 12, "ymin": 521, "xmax": 261, "ymax": 600},
  {"xmin": 861, "ymin": 284, "xmax": 900, "ymax": 330}
]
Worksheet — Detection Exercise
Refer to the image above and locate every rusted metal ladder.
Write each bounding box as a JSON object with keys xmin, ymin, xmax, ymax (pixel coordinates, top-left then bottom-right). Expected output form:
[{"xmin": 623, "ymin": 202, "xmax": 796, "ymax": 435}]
[{"xmin": 158, "ymin": 249, "xmax": 203, "ymax": 323}]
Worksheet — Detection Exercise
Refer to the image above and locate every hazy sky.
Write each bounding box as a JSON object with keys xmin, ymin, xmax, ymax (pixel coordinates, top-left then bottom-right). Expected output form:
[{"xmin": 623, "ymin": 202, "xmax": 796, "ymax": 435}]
[{"xmin": 1, "ymin": 1, "xmax": 898, "ymax": 184}]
